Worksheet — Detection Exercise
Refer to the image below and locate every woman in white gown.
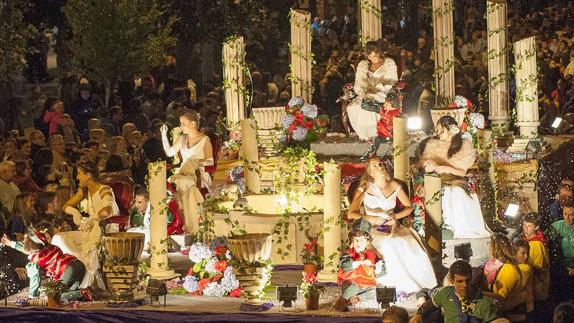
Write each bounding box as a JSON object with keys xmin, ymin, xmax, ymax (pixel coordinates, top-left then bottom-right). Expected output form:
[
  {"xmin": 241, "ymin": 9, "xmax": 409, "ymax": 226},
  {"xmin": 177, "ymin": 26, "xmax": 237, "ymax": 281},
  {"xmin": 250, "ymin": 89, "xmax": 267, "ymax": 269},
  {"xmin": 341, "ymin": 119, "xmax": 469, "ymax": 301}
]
[
  {"xmin": 161, "ymin": 110, "xmax": 213, "ymax": 233},
  {"xmin": 348, "ymin": 157, "xmax": 437, "ymax": 294},
  {"xmin": 52, "ymin": 161, "xmax": 119, "ymax": 288},
  {"xmin": 347, "ymin": 40, "xmax": 398, "ymax": 141},
  {"xmin": 419, "ymin": 116, "xmax": 491, "ymax": 239}
]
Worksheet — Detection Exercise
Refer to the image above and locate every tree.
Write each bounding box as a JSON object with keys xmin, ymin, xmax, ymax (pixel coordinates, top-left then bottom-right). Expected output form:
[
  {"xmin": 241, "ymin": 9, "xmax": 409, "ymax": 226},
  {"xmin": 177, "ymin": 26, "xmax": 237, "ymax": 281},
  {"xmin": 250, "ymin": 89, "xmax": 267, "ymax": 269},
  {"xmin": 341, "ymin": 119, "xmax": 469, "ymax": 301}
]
[
  {"xmin": 64, "ymin": 0, "xmax": 177, "ymax": 100},
  {"xmin": 0, "ymin": 0, "xmax": 35, "ymax": 82}
]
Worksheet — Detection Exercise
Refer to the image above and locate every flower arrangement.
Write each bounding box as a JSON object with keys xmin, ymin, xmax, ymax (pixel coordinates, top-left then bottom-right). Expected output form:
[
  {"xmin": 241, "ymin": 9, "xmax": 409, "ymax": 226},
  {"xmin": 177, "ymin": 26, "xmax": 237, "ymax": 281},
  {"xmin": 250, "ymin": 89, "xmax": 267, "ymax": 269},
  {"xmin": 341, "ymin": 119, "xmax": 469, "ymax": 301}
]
[
  {"xmin": 432, "ymin": 95, "xmax": 474, "ymax": 110},
  {"xmin": 182, "ymin": 241, "xmax": 242, "ymax": 297},
  {"xmin": 300, "ymin": 239, "xmax": 322, "ymax": 265},
  {"xmin": 299, "ymin": 271, "xmax": 325, "ymax": 299},
  {"xmin": 279, "ymin": 97, "xmax": 328, "ymax": 150},
  {"xmin": 224, "ymin": 138, "xmax": 241, "ymax": 154},
  {"xmin": 336, "ymin": 83, "xmax": 358, "ymax": 103}
]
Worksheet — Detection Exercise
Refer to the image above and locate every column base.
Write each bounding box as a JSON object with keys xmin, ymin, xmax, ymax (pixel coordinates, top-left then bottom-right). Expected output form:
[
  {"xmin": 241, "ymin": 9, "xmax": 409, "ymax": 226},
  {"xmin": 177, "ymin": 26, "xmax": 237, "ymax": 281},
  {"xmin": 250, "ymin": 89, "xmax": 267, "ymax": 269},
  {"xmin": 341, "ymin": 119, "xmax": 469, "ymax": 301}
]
[
  {"xmin": 317, "ymin": 268, "xmax": 338, "ymax": 283},
  {"xmin": 148, "ymin": 267, "xmax": 178, "ymax": 280}
]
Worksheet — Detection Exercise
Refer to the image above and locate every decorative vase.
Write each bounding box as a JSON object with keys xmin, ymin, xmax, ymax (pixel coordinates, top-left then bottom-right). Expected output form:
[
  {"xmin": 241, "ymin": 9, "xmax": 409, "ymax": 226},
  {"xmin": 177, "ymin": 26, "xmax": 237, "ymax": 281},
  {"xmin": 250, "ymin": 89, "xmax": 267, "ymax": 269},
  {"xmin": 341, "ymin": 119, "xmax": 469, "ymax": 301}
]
[
  {"xmin": 227, "ymin": 233, "xmax": 272, "ymax": 264},
  {"xmin": 233, "ymin": 265, "xmax": 272, "ymax": 305},
  {"xmin": 303, "ymin": 263, "xmax": 317, "ymax": 274},
  {"xmin": 47, "ymin": 295, "xmax": 60, "ymax": 308},
  {"xmin": 430, "ymin": 107, "xmax": 467, "ymax": 127},
  {"xmin": 305, "ymin": 293, "xmax": 320, "ymax": 310},
  {"xmin": 102, "ymin": 232, "xmax": 145, "ymax": 265}
]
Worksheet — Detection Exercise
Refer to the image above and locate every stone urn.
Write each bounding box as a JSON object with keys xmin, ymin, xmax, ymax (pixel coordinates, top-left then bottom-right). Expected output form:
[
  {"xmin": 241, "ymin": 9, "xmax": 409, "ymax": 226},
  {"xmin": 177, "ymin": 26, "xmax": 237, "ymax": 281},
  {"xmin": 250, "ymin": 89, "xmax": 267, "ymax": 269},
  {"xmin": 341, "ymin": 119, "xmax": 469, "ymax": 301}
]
[
  {"xmin": 228, "ymin": 233, "xmax": 273, "ymax": 304},
  {"xmin": 430, "ymin": 107, "xmax": 467, "ymax": 127},
  {"xmin": 102, "ymin": 232, "xmax": 145, "ymax": 264},
  {"xmin": 228, "ymin": 233, "xmax": 272, "ymax": 264}
]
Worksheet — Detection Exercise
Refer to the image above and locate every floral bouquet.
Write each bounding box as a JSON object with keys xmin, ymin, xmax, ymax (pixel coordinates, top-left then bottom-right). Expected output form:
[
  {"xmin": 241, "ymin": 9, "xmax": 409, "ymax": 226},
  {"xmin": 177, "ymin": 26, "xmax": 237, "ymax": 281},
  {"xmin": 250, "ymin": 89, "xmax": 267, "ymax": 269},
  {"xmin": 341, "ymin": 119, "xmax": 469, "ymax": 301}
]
[
  {"xmin": 228, "ymin": 166, "xmax": 246, "ymax": 196},
  {"xmin": 336, "ymin": 83, "xmax": 358, "ymax": 103},
  {"xmin": 300, "ymin": 271, "xmax": 325, "ymax": 299},
  {"xmin": 301, "ymin": 239, "xmax": 322, "ymax": 265},
  {"xmin": 182, "ymin": 241, "xmax": 242, "ymax": 297},
  {"xmin": 279, "ymin": 97, "xmax": 328, "ymax": 150}
]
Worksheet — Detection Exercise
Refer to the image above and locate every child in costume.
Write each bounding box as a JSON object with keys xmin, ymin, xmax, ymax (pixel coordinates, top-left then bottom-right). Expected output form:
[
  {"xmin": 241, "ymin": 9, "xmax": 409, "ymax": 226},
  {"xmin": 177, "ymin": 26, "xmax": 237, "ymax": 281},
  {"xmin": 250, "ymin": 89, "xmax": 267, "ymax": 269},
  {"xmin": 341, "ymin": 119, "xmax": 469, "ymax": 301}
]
[
  {"xmin": 334, "ymin": 218, "xmax": 378, "ymax": 312},
  {"xmin": 1, "ymin": 227, "xmax": 89, "ymax": 302}
]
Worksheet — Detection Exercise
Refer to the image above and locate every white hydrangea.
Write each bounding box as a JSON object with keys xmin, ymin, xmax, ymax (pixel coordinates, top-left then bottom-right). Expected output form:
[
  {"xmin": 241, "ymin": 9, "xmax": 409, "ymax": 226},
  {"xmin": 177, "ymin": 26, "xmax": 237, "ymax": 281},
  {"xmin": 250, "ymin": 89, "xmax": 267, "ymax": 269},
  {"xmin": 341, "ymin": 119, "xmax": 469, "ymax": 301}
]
[
  {"xmin": 301, "ymin": 103, "xmax": 318, "ymax": 119},
  {"xmin": 288, "ymin": 96, "xmax": 305, "ymax": 107},
  {"xmin": 292, "ymin": 126, "xmax": 308, "ymax": 141},
  {"xmin": 469, "ymin": 112, "xmax": 485, "ymax": 130},
  {"xmin": 203, "ymin": 282, "xmax": 227, "ymax": 297},
  {"xmin": 204, "ymin": 257, "xmax": 220, "ymax": 274},
  {"xmin": 220, "ymin": 267, "xmax": 240, "ymax": 292},
  {"xmin": 225, "ymin": 250, "xmax": 232, "ymax": 260},
  {"xmin": 454, "ymin": 95, "xmax": 468, "ymax": 108},
  {"xmin": 183, "ymin": 275, "xmax": 199, "ymax": 293},
  {"xmin": 282, "ymin": 115, "xmax": 296, "ymax": 129},
  {"xmin": 461, "ymin": 132, "xmax": 473, "ymax": 141},
  {"xmin": 188, "ymin": 242, "xmax": 213, "ymax": 263}
]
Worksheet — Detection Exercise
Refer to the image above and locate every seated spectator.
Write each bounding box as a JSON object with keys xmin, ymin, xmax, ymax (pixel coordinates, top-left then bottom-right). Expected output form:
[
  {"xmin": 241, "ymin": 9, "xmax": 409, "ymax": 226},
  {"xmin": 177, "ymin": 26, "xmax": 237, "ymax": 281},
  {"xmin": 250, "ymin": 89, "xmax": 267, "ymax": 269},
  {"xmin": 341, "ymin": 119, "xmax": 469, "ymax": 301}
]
[
  {"xmin": 126, "ymin": 187, "xmax": 151, "ymax": 248},
  {"xmin": 0, "ymin": 161, "xmax": 21, "ymax": 213},
  {"xmin": 550, "ymin": 201, "xmax": 574, "ymax": 301},
  {"xmin": 12, "ymin": 160, "xmax": 42, "ymax": 193},
  {"xmin": 411, "ymin": 260, "xmax": 500, "ymax": 323},
  {"xmin": 8, "ymin": 193, "xmax": 37, "ymax": 241}
]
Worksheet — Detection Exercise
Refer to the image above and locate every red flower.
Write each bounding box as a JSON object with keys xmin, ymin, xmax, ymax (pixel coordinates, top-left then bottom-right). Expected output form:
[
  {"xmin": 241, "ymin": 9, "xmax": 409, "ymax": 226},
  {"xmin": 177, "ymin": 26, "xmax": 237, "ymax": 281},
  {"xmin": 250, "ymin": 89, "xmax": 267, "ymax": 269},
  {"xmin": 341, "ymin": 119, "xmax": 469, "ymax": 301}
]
[
  {"xmin": 303, "ymin": 271, "xmax": 317, "ymax": 284},
  {"xmin": 467, "ymin": 100, "xmax": 473, "ymax": 108},
  {"xmin": 460, "ymin": 122, "xmax": 468, "ymax": 131},
  {"xmin": 396, "ymin": 81, "xmax": 406, "ymax": 90},
  {"xmin": 304, "ymin": 240, "xmax": 317, "ymax": 252},
  {"xmin": 214, "ymin": 246, "xmax": 227, "ymax": 256},
  {"xmin": 288, "ymin": 124, "xmax": 297, "ymax": 132},
  {"xmin": 197, "ymin": 278, "xmax": 211, "ymax": 293},
  {"xmin": 447, "ymin": 103, "xmax": 457, "ymax": 109},
  {"xmin": 304, "ymin": 120, "xmax": 314, "ymax": 129},
  {"xmin": 214, "ymin": 260, "xmax": 228, "ymax": 272},
  {"xmin": 295, "ymin": 112, "xmax": 304, "ymax": 123},
  {"xmin": 229, "ymin": 288, "xmax": 242, "ymax": 297}
]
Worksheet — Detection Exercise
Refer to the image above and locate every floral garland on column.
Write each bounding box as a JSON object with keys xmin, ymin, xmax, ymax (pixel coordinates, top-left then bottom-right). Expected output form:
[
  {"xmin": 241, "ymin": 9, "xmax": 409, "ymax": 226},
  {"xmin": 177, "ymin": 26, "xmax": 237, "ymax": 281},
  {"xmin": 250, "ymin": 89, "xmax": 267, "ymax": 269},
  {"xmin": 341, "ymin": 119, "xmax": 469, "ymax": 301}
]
[
  {"xmin": 288, "ymin": 9, "xmax": 315, "ymax": 98},
  {"xmin": 358, "ymin": 0, "xmax": 383, "ymax": 45},
  {"xmin": 222, "ymin": 35, "xmax": 251, "ymax": 128},
  {"xmin": 431, "ymin": 0, "xmax": 455, "ymax": 90}
]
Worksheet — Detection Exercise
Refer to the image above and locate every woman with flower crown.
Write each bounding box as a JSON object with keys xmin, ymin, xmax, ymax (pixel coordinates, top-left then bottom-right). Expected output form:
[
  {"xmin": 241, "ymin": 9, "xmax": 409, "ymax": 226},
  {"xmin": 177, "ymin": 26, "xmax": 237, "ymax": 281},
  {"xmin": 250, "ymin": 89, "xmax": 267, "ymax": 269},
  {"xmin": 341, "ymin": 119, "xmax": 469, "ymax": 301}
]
[
  {"xmin": 419, "ymin": 115, "xmax": 491, "ymax": 239},
  {"xmin": 347, "ymin": 40, "xmax": 398, "ymax": 141}
]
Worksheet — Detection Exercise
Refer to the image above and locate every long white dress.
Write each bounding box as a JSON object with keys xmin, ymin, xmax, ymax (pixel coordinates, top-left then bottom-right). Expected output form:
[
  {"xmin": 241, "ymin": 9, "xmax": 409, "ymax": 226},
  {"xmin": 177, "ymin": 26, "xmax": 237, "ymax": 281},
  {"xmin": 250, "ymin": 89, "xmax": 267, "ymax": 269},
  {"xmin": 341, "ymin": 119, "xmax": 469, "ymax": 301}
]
[
  {"xmin": 52, "ymin": 185, "xmax": 119, "ymax": 288},
  {"xmin": 363, "ymin": 183, "xmax": 437, "ymax": 294},
  {"xmin": 347, "ymin": 59, "xmax": 398, "ymax": 140},
  {"xmin": 179, "ymin": 136, "xmax": 213, "ymax": 193}
]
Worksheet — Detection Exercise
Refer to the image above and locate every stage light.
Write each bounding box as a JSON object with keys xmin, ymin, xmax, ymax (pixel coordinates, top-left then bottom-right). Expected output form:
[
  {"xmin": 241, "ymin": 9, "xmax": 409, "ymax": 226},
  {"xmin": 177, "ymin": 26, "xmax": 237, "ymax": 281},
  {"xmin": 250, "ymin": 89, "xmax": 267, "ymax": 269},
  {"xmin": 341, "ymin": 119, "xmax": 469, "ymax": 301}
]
[
  {"xmin": 454, "ymin": 242, "xmax": 473, "ymax": 261},
  {"xmin": 407, "ymin": 117, "xmax": 422, "ymax": 130},
  {"xmin": 277, "ymin": 286, "xmax": 298, "ymax": 307},
  {"xmin": 376, "ymin": 287, "xmax": 396, "ymax": 309},
  {"xmin": 146, "ymin": 279, "xmax": 167, "ymax": 306},
  {"xmin": 504, "ymin": 204, "xmax": 519, "ymax": 218},
  {"xmin": 552, "ymin": 117, "xmax": 562, "ymax": 129}
]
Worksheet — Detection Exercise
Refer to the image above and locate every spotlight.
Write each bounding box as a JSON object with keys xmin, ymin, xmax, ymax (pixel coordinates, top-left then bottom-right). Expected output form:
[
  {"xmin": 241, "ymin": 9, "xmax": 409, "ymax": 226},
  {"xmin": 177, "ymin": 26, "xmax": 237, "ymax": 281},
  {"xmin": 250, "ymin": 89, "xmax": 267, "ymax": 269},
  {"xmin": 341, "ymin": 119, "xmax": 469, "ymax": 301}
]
[
  {"xmin": 552, "ymin": 117, "xmax": 563, "ymax": 129},
  {"xmin": 146, "ymin": 279, "xmax": 167, "ymax": 306},
  {"xmin": 376, "ymin": 287, "xmax": 396, "ymax": 309},
  {"xmin": 454, "ymin": 242, "xmax": 473, "ymax": 261},
  {"xmin": 504, "ymin": 204, "xmax": 519, "ymax": 218},
  {"xmin": 407, "ymin": 116, "xmax": 422, "ymax": 130},
  {"xmin": 277, "ymin": 286, "xmax": 298, "ymax": 307}
]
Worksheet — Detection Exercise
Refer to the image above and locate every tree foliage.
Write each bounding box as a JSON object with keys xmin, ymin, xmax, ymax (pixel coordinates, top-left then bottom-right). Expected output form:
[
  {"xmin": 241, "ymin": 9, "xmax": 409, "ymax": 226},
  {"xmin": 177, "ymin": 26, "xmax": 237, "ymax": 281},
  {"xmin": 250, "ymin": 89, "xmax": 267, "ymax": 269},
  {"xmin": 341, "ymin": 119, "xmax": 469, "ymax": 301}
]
[
  {"xmin": 0, "ymin": 0, "xmax": 36, "ymax": 83},
  {"xmin": 64, "ymin": 0, "xmax": 177, "ymax": 84}
]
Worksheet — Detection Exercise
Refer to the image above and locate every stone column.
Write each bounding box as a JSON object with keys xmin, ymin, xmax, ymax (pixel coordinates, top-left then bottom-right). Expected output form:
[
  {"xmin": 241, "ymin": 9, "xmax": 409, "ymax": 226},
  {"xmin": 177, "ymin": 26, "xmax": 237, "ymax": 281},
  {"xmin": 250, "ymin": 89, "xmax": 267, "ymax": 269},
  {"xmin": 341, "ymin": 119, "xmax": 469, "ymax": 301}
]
[
  {"xmin": 290, "ymin": 9, "xmax": 313, "ymax": 103},
  {"xmin": 359, "ymin": 0, "xmax": 383, "ymax": 44},
  {"xmin": 392, "ymin": 116, "xmax": 409, "ymax": 183},
  {"xmin": 223, "ymin": 36, "xmax": 247, "ymax": 128},
  {"xmin": 487, "ymin": 0, "xmax": 510, "ymax": 133},
  {"xmin": 317, "ymin": 162, "xmax": 341, "ymax": 283},
  {"xmin": 241, "ymin": 118, "xmax": 261, "ymax": 194},
  {"xmin": 514, "ymin": 36, "xmax": 539, "ymax": 138},
  {"xmin": 432, "ymin": 0, "xmax": 455, "ymax": 103},
  {"xmin": 424, "ymin": 174, "xmax": 442, "ymax": 269},
  {"xmin": 148, "ymin": 161, "xmax": 177, "ymax": 280}
]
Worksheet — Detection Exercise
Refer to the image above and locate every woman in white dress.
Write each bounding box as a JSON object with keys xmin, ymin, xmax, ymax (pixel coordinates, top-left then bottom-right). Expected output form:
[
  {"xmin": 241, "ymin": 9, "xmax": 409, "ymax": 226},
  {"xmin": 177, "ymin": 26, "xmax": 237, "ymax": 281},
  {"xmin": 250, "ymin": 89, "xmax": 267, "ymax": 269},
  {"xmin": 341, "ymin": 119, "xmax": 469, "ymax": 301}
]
[
  {"xmin": 348, "ymin": 157, "xmax": 437, "ymax": 294},
  {"xmin": 347, "ymin": 40, "xmax": 398, "ymax": 141},
  {"xmin": 161, "ymin": 110, "xmax": 213, "ymax": 233},
  {"xmin": 419, "ymin": 116, "xmax": 491, "ymax": 239},
  {"xmin": 52, "ymin": 161, "xmax": 119, "ymax": 288}
]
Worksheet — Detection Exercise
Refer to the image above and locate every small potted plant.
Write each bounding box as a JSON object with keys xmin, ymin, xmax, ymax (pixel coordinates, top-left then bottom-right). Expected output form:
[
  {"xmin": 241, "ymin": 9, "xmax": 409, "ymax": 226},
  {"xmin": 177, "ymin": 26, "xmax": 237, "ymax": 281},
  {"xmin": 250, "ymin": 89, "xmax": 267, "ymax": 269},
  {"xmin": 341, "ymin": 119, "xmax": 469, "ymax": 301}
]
[
  {"xmin": 301, "ymin": 239, "xmax": 321, "ymax": 274},
  {"xmin": 300, "ymin": 271, "xmax": 324, "ymax": 310},
  {"xmin": 224, "ymin": 139, "xmax": 241, "ymax": 160},
  {"xmin": 41, "ymin": 279, "xmax": 67, "ymax": 307}
]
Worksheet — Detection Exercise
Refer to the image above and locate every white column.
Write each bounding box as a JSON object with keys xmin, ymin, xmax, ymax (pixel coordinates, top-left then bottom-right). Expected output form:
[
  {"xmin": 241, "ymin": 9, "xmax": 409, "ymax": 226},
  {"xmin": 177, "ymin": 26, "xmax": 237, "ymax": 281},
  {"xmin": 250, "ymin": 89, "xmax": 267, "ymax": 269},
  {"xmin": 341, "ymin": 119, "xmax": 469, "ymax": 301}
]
[
  {"xmin": 290, "ymin": 9, "xmax": 313, "ymax": 103},
  {"xmin": 432, "ymin": 0, "xmax": 455, "ymax": 103},
  {"xmin": 514, "ymin": 36, "xmax": 539, "ymax": 138},
  {"xmin": 392, "ymin": 116, "xmax": 409, "ymax": 183},
  {"xmin": 148, "ymin": 161, "xmax": 177, "ymax": 280},
  {"xmin": 359, "ymin": 0, "xmax": 383, "ymax": 44},
  {"xmin": 241, "ymin": 118, "xmax": 261, "ymax": 194},
  {"xmin": 223, "ymin": 36, "xmax": 247, "ymax": 127},
  {"xmin": 317, "ymin": 162, "xmax": 341, "ymax": 283},
  {"xmin": 487, "ymin": 0, "xmax": 510, "ymax": 132}
]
